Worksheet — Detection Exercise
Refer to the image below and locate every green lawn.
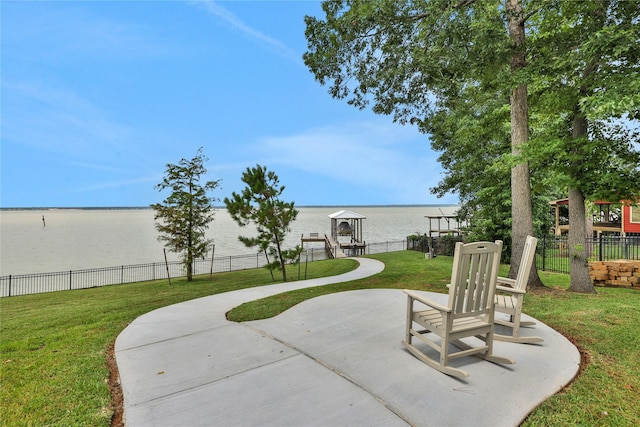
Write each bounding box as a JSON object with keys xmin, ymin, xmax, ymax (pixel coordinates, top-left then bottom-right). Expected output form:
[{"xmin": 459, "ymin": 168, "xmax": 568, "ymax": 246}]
[
  {"xmin": 1, "ymin": 252, "xmax": 639, "ymax": 426},
  {"xmin": 0, "ymin": 259, "xmax": 357, "ymax": 426}
]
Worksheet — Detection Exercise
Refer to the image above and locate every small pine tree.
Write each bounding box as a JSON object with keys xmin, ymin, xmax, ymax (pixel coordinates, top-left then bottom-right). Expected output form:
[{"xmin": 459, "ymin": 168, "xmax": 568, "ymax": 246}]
[
  {"xmin": 151, "ymin": 148, "xmax": 220, "ymax": 281},
  {"xmin": 224, "ymin": 164, "xmax": 301, "ymax": 282}
]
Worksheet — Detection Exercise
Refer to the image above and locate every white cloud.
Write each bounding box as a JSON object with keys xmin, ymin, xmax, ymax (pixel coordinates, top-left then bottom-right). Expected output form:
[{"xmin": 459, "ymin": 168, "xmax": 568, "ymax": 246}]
[
  {"xmin": 4, "ymin": 4, "xmax": 169, "ymax": 62},
  {"xmin": 250, "ymin": 120, "xmax": 445, "ymax": 203},
  {"xmin": 2, "ymin": 80, "xmax": 131, "ymax": 157},
  {"xmin": 191, "ymin": 0, "xmax": 303, "ymax": 65}
]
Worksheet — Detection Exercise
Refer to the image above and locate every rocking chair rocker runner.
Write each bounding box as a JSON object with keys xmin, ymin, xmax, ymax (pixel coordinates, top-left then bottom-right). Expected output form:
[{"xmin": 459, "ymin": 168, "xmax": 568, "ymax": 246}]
[
  {"xmin": 403, "ymin": 240, "xmax": 514, "ymax": 377},
  {"xmin": 494, "ymin": 235, "xmax": 543, "ymax": 343}
]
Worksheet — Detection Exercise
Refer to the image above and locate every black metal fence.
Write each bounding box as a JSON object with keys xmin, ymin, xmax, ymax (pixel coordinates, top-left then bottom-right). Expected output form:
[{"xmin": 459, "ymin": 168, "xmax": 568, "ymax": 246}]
[
  {"xmin": 406, "ymin": 233, "xmax": 640, "ymax": 275},
  {"xmin": 0, "ymin": 239, "xmax": 411, "ymax": 297},
  {"xmin": 538, "ymin": 235, "xmax": 640, "ymax": 274},
  {"xmin": 5, "ymin": 235, "xmax": 635, "ymax": 297}
]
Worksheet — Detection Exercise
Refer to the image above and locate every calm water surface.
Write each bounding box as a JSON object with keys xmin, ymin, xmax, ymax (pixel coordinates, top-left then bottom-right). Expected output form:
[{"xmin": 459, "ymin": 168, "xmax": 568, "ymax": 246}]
[{"xmin": 0, "ymin": 206, "xmax": 459, "ymax": 275}]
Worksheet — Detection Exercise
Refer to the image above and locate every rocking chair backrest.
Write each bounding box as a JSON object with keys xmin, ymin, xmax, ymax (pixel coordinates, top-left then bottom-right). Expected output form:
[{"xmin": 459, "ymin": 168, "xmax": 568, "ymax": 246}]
[
  {"xmin": 512, "ymin": 236, "xmax": 538, "ymax": 291},
  {"xmin": 448, "ymin": 240, "xmax": 503, "ymax": 318}
]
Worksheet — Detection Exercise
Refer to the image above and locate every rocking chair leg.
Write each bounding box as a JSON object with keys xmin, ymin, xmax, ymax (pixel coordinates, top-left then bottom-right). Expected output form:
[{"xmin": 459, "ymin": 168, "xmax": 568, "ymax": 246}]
[
  {"xmin": 482, "ymin": 353, "xmax": 516, "ymax": 365},
  {"xmin": 452, "ymin": 337, "xmax": 515, "ymax": 366},
  {"xmin": 402, "ymin": 340, "xmax": 469, "ymax": 378},
  {"xmin": 494, "ymin": 333, "xmax": 543, "ymax": 343}
]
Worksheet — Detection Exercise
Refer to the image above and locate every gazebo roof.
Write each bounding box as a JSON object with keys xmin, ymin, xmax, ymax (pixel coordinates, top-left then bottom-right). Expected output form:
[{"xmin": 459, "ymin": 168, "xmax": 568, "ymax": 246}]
[
  {"xmin": 328, "ymin": 210, "xmax": 366, "ymax": 220},
  {"xmin": 423, "ymin": 205, "xmax": 460, "ymax": 219}
]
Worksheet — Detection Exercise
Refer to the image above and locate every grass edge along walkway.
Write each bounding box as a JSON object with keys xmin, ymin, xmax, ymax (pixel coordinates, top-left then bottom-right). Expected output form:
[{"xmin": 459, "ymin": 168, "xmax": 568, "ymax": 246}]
[
  {"xmin": 2, "ymin": 252, "xmax": 639, "ymax": 426},
  {"xmin": 0, "ymin": 258, "xmax": 358, "ymax": 427}
]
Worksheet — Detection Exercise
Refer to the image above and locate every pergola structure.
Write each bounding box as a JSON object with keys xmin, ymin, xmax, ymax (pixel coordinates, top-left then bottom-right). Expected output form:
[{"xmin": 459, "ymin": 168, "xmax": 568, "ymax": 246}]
[{"xmin": 425, "ymin": 215, "xmax": 463, "ymax": 238}]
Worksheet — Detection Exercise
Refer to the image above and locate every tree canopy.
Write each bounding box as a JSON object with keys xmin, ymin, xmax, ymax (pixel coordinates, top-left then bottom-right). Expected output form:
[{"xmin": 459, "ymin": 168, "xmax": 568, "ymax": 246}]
[
  {"xmin": 525, "ymin": 0, "xmax": 640, "ymax": 292},
  {"xmin": 304, "ymin": 0, "xmax": 539, "ymax": 282},
  {"xmin": 304, "ymin": 0, "xmax": 640, "ymax": 292}
]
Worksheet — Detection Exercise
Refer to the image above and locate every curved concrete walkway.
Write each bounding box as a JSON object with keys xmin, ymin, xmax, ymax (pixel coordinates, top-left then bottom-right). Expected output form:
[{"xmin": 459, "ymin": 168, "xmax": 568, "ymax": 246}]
[{"xmin": 115, "ymin": 258, "xmax": 580, "ymax": 426}]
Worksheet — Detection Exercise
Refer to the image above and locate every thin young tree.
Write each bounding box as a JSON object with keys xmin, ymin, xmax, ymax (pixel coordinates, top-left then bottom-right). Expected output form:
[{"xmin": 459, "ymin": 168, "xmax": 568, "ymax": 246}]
[
  {"xmin": 151, "ymin": 148, "xmax": 221, "ymax": 282},
  {"xmin": 224, "ymin": 164, "xmax": 301, "ymax": 282}
]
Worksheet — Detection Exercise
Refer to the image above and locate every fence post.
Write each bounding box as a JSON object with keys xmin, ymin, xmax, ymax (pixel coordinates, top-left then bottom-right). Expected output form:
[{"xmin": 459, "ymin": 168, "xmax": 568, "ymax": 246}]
[
  {"xmin": 624, "ymin": 236, "xmax": 629, "ymax": 259},
  {"xmin": 542, "ymin": 235, "xmax": 547, "ymax": 271},
  {"xmin": 599, "ymin": 234, "xmax": 604, "ymax": 262},
  {"xmin": 8, "ymin": 275, "xmax": 11, "ymax": 297},
  {"xmin": 69, "ymin": 271, "xmax": 73, "ymax": 290}
]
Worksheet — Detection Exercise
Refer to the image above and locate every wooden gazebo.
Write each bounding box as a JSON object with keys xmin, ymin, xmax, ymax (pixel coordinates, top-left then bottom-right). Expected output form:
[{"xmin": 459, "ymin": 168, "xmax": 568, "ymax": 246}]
[{"xmin": 328, "ymin": 210, "xmax": 366, "ymax": 256}]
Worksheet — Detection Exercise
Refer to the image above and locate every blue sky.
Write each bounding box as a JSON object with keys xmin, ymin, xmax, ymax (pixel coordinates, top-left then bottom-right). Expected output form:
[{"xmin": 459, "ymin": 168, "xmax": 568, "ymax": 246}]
[{"xmin": 1, "ymin": 0, "xmax": 457, "ymax": 208}]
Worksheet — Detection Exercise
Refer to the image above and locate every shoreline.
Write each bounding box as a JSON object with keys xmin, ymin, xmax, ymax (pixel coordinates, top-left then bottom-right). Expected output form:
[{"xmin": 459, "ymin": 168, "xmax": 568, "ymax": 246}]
[
  {"xmin": 1, "ymin": 206, "xmax": 462, "ymax": 276},
  {"xmin": 1, "ymin": 203, "xmax": 459, "ymax": 211}
]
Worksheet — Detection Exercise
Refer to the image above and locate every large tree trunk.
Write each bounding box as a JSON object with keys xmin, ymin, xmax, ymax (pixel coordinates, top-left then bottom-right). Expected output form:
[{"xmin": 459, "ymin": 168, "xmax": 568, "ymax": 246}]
[
  {"xmin": 566, "ymin": 47, "xmax": 600, "ymax": 293},
  {"xmin": 567, "ymin": 112, "xmax": 596, "ymax": 293},
  {"xmin": 506, "ymin": 0, "xmax": 543, "ymax": 288},
  {"xmin": 567, "ymin": 187, "xmax": 594, "ymax": 292}
]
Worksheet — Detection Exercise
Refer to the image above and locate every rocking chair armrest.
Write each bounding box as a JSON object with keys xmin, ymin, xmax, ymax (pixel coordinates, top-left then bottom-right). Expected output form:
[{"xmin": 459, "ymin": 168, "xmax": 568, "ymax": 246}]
[
  {"xmin": 403, "ymin": 289, "xmax": 451, "ymax": 313},
  {"xmin": 496, "ymin": 286, "xmax": 527, "ymax": 295},
  {"xmin": 496, "ymin": 276, "xmax": 516, "ymax": 287},
  {"xmin": 496, "ymin": 284, "xmax": 526, "ymax": 294}
]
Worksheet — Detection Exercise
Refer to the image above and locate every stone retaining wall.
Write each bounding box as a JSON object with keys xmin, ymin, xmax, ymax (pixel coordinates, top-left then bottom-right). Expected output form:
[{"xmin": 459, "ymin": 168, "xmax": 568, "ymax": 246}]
[{"xmin": 589, "ymin": 260, "xmax": 640, "ymax": 288}]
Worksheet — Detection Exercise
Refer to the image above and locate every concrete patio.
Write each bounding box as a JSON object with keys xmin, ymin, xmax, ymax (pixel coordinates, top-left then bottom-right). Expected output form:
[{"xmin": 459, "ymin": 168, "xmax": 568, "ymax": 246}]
[{"xmin": 115, "ymin": 258, "xmax": 580, "ymax": 426}]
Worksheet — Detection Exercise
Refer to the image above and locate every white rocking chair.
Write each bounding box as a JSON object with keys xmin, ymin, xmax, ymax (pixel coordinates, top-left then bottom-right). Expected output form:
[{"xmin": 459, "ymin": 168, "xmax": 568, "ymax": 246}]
[
  {"xmin": 494, "ymin": 235, "xmax": 543, "ymax": 343},
  {"xmin": 403, "ymin": 240, "xmax": 514, "ymax": 378}
]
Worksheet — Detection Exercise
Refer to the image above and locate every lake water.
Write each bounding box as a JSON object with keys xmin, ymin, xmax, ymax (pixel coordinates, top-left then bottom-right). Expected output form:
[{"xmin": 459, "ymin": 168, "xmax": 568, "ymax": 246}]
[{"xmin": 0, "ymin": 205, "xmax": 460, "ymax": 276}]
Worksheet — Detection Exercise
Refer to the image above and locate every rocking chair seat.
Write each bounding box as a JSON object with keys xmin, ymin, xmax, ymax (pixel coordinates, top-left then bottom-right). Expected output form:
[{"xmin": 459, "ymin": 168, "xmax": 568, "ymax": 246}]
[{"xmin": 411, "ymin": 306, "xmax": 491, "ymax": 337}]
